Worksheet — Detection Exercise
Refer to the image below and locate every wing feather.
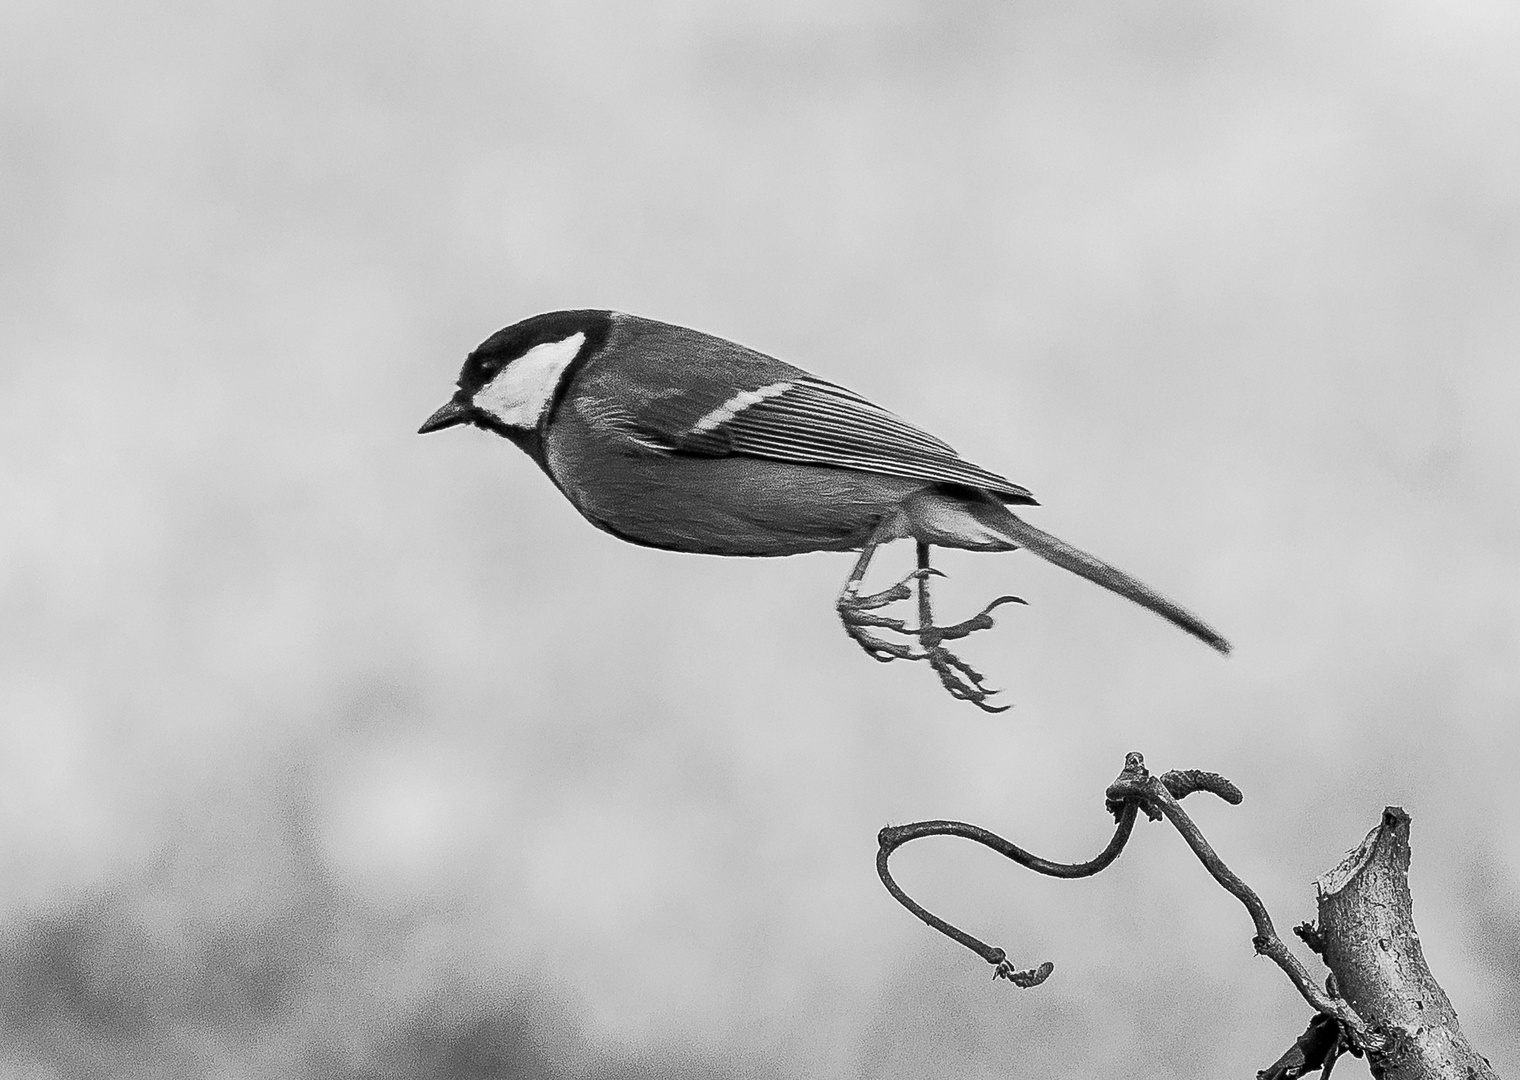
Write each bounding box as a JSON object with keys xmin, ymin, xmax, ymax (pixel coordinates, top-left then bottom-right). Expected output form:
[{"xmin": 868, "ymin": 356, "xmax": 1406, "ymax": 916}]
[{"xmin": 672, "ymin": 378, "xmax": 1036, "ymax": 503}]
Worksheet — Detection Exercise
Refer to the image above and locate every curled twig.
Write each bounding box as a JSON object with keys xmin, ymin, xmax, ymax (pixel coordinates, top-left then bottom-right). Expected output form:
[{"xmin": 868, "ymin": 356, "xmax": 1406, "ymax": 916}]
[{"xmin": 876, "ymin": 802, "xmax": 1139, "ymax": 984}]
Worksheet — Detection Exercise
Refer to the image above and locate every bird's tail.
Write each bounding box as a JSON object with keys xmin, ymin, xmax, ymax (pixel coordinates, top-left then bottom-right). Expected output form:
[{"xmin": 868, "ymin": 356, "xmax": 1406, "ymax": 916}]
[{"xmin": 985, "ymin": 505, "xmax": 1232, "ymax": 655}]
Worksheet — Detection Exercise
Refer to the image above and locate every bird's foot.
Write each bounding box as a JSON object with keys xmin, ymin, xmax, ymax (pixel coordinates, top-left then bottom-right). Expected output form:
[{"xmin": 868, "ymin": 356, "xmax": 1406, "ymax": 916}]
[
  {"xmin": 915, "ymin": 595, "xmax": 1026, "ymax": 713},
  {"xmin": 836, "ymin": 568, "xmax": 935, "ymax": 662},
  {"xmin": 837, "ymin": 570, "xmax": 1026, "ymax": 712}
]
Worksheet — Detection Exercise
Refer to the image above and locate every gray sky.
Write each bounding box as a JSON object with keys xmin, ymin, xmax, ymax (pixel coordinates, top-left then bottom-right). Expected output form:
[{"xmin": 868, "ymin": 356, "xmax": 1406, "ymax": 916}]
[{"xmin": 2, "ymin": 2, "xmax": 1517, "ymax": 1076}]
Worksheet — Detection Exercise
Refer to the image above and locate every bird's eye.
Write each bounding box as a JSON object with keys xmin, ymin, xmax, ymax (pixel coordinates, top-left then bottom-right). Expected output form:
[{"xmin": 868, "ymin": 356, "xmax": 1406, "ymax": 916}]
[{"xmin": 461, "ymin": 352, "xmax": 501, "ymax": 387}]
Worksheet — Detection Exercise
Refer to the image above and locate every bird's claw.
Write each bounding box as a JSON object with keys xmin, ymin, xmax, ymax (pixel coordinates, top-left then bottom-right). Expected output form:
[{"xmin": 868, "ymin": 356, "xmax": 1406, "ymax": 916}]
[
  {"xmin": 843, "ymin": 567, "xmax": 943, "ymax": 611},
  {"xmin": 836, "ymin": 600, "xmax": 915, "ymax": 661},
  {"xmin": 924, "ymin": 643, "xmax": 1008, "ymax": 713},
  {"xmin": 837, "ymin": 573, "xmax": 1024, "ymax": 711},
  {"xmin": 918, "ymin": 595, "xmax": 1027, "ymax": 647}
]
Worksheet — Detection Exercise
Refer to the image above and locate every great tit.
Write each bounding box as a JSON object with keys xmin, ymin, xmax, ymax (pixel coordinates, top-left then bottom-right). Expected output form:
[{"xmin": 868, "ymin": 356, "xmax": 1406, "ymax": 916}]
[{"xmin": 420, "ymin": 310, "xmax": 1230, "ymax": 709}]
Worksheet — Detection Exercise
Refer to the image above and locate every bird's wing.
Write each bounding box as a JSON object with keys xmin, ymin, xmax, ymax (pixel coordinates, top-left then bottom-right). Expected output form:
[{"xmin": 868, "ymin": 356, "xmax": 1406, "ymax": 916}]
[
  {"xmin": 670, "ymin": 376, "xmax": 1038, "ymax": 502},
  {"xmin": 575, "ymin": 318, "xmax": 1038, "ymax": 503}
]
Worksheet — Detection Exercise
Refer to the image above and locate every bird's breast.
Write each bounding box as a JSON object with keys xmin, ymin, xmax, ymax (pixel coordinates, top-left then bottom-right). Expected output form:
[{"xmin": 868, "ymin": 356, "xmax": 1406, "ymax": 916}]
[{"xmin": 542, "ymin": 416, "xmax": 916, "ymax": 557}]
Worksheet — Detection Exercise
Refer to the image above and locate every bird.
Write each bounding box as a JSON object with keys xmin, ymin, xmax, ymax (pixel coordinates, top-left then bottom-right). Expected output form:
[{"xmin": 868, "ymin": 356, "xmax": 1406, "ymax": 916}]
[{"xmin": 419, "ymin": 310, "xmax": 1230, "ymax": 710}]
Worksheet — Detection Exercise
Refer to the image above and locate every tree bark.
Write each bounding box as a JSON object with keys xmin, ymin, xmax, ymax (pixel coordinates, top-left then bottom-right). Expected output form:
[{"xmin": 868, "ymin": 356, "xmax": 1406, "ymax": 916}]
[{"xmin": 1315, "ymin": 807, "xmax": 1498, "ymax": 1080}]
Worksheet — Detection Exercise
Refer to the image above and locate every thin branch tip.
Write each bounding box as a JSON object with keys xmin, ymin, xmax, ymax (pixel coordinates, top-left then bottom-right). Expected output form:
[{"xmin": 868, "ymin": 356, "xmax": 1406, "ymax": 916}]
[
  {"xmin": 1160, "ymin": 769, "xmax": 1243, "ymax": 805},
  {"xmin": 992, "ymin": 957, "xmax": 1054, "ymax": 988}
]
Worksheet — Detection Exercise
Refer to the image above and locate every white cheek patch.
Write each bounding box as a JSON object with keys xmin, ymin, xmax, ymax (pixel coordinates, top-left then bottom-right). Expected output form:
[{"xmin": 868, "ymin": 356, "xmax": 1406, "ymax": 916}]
[
  {"xmin": 692, "ymin": 381, "xmax": 793, "ymax": 433},
  {"xmin": 473, "ymin": 332, "xmax": 587, "ymax": 429}
]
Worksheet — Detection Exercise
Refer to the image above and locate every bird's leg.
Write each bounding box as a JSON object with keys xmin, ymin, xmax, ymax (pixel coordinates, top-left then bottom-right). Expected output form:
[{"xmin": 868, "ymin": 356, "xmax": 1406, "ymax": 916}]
[
  {"xmin": 908, "ymin": 542, "xmax": 1026, "ymax": 714},
  {"xmin": 836, "ymin": 522, "xmax": 924, "ymax": 662}
]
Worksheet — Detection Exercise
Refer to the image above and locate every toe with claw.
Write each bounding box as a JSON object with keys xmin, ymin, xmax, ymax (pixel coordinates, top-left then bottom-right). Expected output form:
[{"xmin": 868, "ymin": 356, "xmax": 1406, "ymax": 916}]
[
  {"xmin": 836, "ymin": 535, "xmax": 1026, "ymax": 710},
  {"xmin": 917, "ymin": 595, "xmax": 1026, "ymax": 713},
  {"xmin": 837, "ymin": 568, "xmax": 929, "ymax": 662}
]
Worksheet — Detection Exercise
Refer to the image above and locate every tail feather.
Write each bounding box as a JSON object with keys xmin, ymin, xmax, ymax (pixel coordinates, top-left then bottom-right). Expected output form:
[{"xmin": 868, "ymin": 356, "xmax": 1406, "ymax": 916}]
[{"xmin": 989, "ymin": 506, "xmax": 1232, "ymax": 655}]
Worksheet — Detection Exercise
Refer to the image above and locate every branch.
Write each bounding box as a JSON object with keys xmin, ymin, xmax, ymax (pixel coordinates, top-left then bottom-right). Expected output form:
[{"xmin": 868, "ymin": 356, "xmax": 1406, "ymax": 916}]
[
  {"xmin": 875, "ymin": 752, "xmax": 1435, "ymax": 1072},
  {"xmin": 874, "ymin": 753, "xmax": 1243, "ymax": 986},
  {"xmin": 1101, "ymin": 756, "xmax": 1378, "ymax": 1052},
  {"xmin": 877, "ymin": 756, "xmax": 1500, "ymax": 1076},
  {"xmin": 876, "ymin": 805, "xmax": 1138, "ymax": 985},
  {"xmin": 1312, "ymin": 808, "xmax": 1498, "ymax": 1080},
  {"xmin": 1258, "ymin": 1013, "xmax": 1352, "ymax": 1080}
]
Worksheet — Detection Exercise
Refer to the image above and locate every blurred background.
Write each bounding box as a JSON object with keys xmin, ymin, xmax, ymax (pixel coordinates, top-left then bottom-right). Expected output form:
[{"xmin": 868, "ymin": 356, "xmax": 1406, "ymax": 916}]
[{"xmin": 2, "ymin": 1, "xmax": 1518, "ymax": 1076}]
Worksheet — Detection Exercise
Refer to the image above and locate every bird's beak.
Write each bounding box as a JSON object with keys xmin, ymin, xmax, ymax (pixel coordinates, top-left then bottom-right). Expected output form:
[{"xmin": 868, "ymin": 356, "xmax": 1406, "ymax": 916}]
[{"xmin": 418, "ymin": 398, "xmax": 473, "ymax": 434}]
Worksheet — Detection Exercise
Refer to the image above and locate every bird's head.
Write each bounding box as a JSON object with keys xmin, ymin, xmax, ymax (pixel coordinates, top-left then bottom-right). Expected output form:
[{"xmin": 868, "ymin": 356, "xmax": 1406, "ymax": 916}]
[{"xmin": 418, "ymin": 310, "xmax": 612, "ymax": 438}]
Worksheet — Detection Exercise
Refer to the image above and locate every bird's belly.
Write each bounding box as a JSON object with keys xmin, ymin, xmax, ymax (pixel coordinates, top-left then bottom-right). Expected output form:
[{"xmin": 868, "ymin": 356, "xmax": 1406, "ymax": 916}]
[{"xmin": 545, "ymin": 442, "xmax": 916, "ymax": 557}]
